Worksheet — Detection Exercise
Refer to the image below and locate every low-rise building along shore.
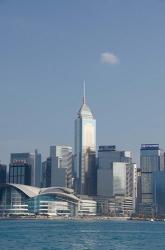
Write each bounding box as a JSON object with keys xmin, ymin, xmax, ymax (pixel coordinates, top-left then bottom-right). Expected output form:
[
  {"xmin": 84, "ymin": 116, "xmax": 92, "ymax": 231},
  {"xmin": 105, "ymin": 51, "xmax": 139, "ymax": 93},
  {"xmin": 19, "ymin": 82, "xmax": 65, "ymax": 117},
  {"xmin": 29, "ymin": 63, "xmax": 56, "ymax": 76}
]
[{"xmin": 0, "ymin": 183, "xmax": 96, "ymax": 217}]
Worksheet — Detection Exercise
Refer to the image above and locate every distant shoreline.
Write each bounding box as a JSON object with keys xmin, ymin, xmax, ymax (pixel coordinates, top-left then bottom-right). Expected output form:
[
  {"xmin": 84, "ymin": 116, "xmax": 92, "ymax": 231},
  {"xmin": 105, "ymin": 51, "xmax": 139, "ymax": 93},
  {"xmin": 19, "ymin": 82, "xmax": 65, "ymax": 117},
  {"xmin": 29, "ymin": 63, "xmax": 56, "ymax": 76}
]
[
  {"xmin": 1, "ymin": 216, "xmax": 163, "ymax": 222},
  {"xmin": 0, "ymin": 215, "xmax": 130, "ymax": 221}
]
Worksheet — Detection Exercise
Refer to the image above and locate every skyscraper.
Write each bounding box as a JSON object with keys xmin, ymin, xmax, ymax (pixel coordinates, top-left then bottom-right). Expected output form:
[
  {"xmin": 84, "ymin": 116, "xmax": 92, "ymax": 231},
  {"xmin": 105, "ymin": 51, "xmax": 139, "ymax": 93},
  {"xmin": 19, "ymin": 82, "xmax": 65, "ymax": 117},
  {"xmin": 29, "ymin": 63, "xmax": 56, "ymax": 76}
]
[
  {"xmin": 9, "ymin": 153, "xmax": 33, "ymax": 186},
  {"xmin": 140, "ymin": 144, "xmax": 164, "ymax": 215},
  {"xmin": 0, "ymin": 163, "xmax": 7, "ymax": 184},
  {"xmin": 97, "ymin": 146, "xmax": 136, "ymax": 198},
  {"xmin": 41, "ymin": 157, "xmax": 51, "ymax": 187},
  {"xmin": 96, "ymin": 145, "xmax": 137, "ymax": 215},
  {"xmin": 74, "ymin": 85, "xmax": 96, "ymax": 195},
  {"xmin": 9, "ymin": 150, "xmax": 42, "ymax": 187}
]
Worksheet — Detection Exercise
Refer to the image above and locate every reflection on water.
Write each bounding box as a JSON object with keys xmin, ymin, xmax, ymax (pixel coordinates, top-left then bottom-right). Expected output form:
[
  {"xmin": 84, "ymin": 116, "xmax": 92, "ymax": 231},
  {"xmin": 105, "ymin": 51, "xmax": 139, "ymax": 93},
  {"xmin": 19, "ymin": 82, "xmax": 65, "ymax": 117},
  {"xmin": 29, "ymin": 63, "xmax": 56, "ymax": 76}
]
[{"xmin": 0, "ymin": 220, "xmax": 165, "ymax": 250}]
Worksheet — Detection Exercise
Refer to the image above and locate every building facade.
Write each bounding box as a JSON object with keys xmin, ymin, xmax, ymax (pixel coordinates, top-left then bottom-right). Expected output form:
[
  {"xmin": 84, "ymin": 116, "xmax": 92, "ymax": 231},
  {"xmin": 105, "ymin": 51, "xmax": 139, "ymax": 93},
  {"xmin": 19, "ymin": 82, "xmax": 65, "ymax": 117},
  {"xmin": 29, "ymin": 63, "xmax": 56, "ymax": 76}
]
[
  {"xmin": 97, "ymin": 162, "xmax": 136, "ymax": 196},
  {"xmin": 33, "ymin": 149, "xmax": 42, "ymax": 187},
  {"xmin": 97, "ymin": 145, "xmax": 137, "ymax": 214},
  {"xmin": 74, "ymin": 90, "xmax": 96, "ymax": 195},
  {"xmin": 97, "ymin": 195, "xmax": 134, "ymax": 216},
  {"xmin": 9, "ymin": 150, "xmax": 42, "ymax": 187},
  {"xmin": 0, "ymin": 164, "xmax": 7, "ymax": 184},
  {"xmin": 50, "ymin": 145, "xmax": 73, "ymax": 188},
  {"xmin": 154, "ymin": 171, "xmax": 165, "ymax": 216},
  {"xmin": 140, "ymin": 144, "xmax": 164, "ymax": 215},
  {"xmin": 41, "ymin": 157, "xmax": 51, "ymax": 187},
  {"xmin": 78, "ymin": 198, "xmax": 97, "ymax": 216},
  {"xmin": 97, "ymin": 146, "xmax": 136, "ymax": 195},
  {"xmin": 98, "ymin": 145, "xmax": 132, "ymax": 167}
]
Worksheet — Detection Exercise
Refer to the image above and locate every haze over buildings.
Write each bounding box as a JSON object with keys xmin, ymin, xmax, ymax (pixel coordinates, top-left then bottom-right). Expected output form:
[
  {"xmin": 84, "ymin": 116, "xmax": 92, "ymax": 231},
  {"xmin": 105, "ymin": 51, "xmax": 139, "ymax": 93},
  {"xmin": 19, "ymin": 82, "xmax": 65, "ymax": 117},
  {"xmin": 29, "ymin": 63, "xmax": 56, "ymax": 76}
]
[{"xmin": 1, "ymin": 86, "xmax": 165, "ymax": 217}]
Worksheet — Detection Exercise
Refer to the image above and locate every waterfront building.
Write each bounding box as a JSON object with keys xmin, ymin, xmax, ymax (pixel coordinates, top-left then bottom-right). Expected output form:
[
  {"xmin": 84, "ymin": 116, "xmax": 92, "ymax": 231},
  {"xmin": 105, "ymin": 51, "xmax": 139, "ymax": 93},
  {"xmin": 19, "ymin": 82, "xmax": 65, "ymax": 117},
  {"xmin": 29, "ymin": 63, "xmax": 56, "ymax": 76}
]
[
  {"xmin": 97, "ymin": 145, "xmax": 137, "ymax": 214},
  {"xmin": 0, "ymin": 183, "xmax": 97, "ymax": 217},
  {"xmin": 0, "ymin": 164, "xmax": 7, "ymax": 184},
  {"xmin": 9, "ymin": 150, "xmax": 42, "ymax": 187},
  {"xmin": 74, "ymin": 86, "xmax": 96, "ymax": 195},
  {"xmin": 50, "ymin": 145, "xmax": 73, "ymax": 188},
  {"xmin": 78, "ymin": 198, "xmax": 97, "ymax": 216},
  {"xmin": 154, "ymin": 171, "xmax": 165, "ymax": 216},
  {"xmin": 96, "ymin": 195, "xmax": 134, "ymax": 216},
  {"xmin": 97, "ymin": 146, "xmax": 136, "ymax": 195},
  {"xmin": 97, "ymin": 162, "xmax": 136, "ymax": 197},
  {"xmin": 140, "ymin": 144, "xmax": 164, "ymax": 215}
]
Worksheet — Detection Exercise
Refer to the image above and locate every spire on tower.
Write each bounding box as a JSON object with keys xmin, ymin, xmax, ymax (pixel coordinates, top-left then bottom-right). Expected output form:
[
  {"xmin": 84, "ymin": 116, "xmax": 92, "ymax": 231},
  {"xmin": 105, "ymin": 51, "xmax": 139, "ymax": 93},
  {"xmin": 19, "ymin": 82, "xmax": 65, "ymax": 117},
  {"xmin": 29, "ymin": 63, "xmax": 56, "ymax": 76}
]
[{"xmin": 78, "ymin": 80, "xmax": 94, "ymax": 118}]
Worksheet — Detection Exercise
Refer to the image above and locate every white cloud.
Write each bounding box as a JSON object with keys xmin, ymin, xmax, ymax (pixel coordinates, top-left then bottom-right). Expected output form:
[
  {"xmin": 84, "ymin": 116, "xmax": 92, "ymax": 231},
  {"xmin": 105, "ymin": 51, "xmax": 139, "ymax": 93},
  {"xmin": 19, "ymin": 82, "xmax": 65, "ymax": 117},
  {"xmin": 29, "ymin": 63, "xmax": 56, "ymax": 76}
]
[{"xmin": 101, "ymin": 52, "xmax": 119, "ymax": 65}]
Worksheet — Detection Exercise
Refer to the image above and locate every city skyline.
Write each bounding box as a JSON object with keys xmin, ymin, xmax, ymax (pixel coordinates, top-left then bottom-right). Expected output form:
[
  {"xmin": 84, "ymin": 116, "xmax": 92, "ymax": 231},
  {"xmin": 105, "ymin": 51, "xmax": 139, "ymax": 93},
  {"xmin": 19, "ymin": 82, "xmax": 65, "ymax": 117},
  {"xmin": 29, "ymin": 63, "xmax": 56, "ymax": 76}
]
[
  {"xmin": 1, "ymin": 1, "xmax": 165, "ymax": 164},
  {"xmin": 1, "ymin": 2, "xmax": 165, "ymax": 249}
]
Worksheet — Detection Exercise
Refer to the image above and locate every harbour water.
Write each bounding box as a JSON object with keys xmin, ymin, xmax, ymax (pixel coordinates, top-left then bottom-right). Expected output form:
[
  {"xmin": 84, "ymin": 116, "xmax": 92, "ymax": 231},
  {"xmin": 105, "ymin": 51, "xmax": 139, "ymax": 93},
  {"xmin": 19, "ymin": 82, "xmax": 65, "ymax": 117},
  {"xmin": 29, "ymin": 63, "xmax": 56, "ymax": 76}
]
[{"xmin": 1, "ymin": 219, "xmax": 165, "ymax": 250}]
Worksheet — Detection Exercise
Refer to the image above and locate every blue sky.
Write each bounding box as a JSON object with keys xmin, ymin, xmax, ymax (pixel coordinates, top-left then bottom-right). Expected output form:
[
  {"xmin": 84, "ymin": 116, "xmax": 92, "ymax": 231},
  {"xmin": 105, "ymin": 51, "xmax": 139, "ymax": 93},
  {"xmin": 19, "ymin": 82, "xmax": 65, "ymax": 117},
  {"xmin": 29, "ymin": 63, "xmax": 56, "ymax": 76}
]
[{"xmin": 0, "ymin": 0, "xmax": 165, "ymax": 164}]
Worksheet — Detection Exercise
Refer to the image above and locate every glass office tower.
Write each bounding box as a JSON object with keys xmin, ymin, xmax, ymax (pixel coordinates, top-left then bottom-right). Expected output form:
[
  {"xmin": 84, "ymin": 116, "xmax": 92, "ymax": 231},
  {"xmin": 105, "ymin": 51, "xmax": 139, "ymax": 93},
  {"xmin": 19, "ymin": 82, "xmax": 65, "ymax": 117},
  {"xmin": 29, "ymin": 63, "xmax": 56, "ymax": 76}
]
[
  {"xmin": 9, "ymin": 151, "xmax": 42, "ymax": 187},
  {"xmin": 140, "ymin": 144, "xmax": 164, "ymax": 215},
  {"xmin": 74, "ymin": 89, "xmax": 96, "ymax": 195},
  {"xmin": 97, "ymin": 146, "xmax": 136, "ymax": 198},
  {"xmin": 0, "ymin": 164, "xmax": 7, "ymax": 184}
]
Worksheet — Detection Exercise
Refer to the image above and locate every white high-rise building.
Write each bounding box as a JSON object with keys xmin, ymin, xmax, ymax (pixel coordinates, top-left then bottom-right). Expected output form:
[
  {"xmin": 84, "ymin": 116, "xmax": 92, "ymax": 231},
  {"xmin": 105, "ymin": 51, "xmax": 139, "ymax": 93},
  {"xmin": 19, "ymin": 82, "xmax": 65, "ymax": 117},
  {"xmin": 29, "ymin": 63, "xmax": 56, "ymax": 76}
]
[{"xmin": 74, "ymin": 85, "xmax": 96, "ymax": 195}]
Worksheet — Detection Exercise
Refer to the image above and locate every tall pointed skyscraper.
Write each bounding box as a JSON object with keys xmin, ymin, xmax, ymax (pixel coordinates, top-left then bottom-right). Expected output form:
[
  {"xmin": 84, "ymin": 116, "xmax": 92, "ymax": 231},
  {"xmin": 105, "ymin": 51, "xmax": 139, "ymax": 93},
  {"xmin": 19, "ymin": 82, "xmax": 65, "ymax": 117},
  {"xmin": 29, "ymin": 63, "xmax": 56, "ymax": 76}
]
[{"xmin": 74, "ymin": 83, "xmax": 96, "ymax": 195}]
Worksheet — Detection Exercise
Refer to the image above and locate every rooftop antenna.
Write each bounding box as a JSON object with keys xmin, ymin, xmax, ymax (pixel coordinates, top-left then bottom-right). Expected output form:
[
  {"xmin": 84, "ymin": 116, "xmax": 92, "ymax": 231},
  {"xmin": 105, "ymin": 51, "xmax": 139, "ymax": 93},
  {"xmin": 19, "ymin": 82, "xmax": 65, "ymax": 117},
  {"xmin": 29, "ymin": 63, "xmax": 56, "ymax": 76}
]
[{"xmin": 83, "ymin": 80, "xmax": 86, "ymax": 104}]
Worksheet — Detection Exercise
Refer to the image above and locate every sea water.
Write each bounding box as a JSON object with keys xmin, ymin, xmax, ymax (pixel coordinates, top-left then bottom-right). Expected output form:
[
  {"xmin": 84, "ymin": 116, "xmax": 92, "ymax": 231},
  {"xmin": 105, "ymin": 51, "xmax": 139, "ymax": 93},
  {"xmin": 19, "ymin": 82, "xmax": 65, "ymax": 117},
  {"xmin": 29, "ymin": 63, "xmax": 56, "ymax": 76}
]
[{"xmin": 0, "ymin": 219, "xmax": 165, "ymax": 250}]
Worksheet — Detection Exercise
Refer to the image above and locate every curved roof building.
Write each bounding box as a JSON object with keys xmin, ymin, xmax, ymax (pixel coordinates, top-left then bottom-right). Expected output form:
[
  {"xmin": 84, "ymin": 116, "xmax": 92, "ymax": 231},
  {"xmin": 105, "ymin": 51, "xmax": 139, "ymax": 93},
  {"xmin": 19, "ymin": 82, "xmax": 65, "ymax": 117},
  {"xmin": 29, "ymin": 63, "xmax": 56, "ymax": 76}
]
[
  {"xmin": 4, "ymin": 183, "xmax": 40, "ymax": 197},
  {"xmin": 0, "ymin": 183, "xmax": 80, "ymax": 216}
]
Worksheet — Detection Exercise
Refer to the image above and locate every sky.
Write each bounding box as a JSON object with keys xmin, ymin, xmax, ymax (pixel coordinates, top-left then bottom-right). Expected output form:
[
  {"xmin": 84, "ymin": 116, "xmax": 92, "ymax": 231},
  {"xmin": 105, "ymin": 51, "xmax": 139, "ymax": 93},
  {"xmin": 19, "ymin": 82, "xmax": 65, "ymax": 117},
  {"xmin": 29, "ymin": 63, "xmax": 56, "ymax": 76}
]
[{"xmin": 0, "ymin": 0, "xmax": 165, "ymax": 165}]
